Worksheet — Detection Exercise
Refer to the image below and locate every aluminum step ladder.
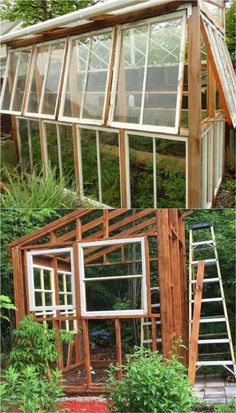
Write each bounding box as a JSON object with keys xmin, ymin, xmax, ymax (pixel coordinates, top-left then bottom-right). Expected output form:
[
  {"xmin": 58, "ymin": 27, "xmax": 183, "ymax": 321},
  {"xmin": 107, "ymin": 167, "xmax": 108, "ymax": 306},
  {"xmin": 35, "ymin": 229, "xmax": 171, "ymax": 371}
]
[
  {"xmin": 189, "ymin": 221, "xmax": 236, "ymax": 382},
  {"xmin": 140, "ymin": 282, "xmax": 161, "ymax": 348}
]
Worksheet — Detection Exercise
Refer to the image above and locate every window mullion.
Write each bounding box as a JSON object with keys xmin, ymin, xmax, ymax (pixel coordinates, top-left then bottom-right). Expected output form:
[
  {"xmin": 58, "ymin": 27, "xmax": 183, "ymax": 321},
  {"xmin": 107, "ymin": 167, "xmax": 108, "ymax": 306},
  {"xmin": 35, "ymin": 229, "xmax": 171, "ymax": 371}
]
[
  {"xmin": 140, "ymin": 23, "xmax": 151, "ymax": 125},
  {"xmin": 80, "ymin": 37, "xmax": 92, "ymax": 118},
  {"xmin": 153, "ymin": 137, "xmax": 157, "ymax": 209},
  {"xmin": 39, "ymin": 45, "xmax": 52, "ymax": 115},
  {"xmin": 0, "ymin": 52, "xmax": 11, "ymax": 109},
  {"xmin": 27, "ymin": 120, "xmax": 33, "ymax": 173},
  {"xmin": 96, "ymin": 130, "xmax": 102, "ymax": 203},
  {"xmin": 77, "ymin": 128, "xmax": 84, "ymax": 196},
  {"xmin": 9, "ymin": 51, "xmax": 21, "ymax": 111}
]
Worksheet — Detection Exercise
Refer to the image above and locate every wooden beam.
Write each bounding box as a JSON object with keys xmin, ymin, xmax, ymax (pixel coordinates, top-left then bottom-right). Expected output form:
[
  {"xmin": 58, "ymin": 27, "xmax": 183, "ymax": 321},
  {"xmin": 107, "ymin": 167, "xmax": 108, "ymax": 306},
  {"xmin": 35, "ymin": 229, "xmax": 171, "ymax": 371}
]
[
  {"xmin": 82, "ymin": 319, "xmax": 92, "ymax": 388},
  {"xmin": 188, "ymin": 5, "xmax": 202, "ymax": 208},
  {"xmin": 188, "ymin": 260, "xmax": 205, "ymax": 385},
  {"xmin": 115, "ymin": 319, "xmax": 123, "ymax": 380},
  {"xmin": 12, "ymin": 247, "xmax": 25, "ymax": 324},
  {"xmin": 119, "ymin": 130, "xmax": 128, "ymax": 208}
]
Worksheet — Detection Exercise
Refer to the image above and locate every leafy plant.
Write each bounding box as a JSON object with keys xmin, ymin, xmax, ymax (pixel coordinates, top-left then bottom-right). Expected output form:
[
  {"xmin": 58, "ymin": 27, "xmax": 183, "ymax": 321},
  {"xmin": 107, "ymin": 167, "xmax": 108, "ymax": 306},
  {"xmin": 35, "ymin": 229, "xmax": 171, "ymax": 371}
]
[
  {"xmin": 9, "ymin": 315, "xmax": 72, "ymax": 375},
  {"xmin": 221, "ymin": 179, "xmax": 235, "ymax": 193},
  {"xmin": 105, "ymin": 346, "xmax": 196, "ymax": 413},
  {"xmin": 214, "ymin": 403, "xmax": 236, "ymax": 413},
  {"xmin": 0, "ymin": 163, "xmax": 77, "ymax": 208},
  {"xmin": 0, "ymin": 295, "xmax": 16, "ymax": 322},
  {"xmin": 1, "ymin": 366, "xmax": 65, "ymax": 413}
]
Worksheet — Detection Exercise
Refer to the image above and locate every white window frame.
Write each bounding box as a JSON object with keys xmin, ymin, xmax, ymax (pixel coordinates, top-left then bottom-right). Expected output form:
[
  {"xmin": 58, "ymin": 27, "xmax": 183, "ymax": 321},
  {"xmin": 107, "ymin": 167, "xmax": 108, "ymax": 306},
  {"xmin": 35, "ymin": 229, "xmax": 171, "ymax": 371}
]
[
  {"xmin": 108, "ymin": 11, "xmax": 187, "ymax": 134},
  {"xmin": 78, "ymin": 237, "xmax": 148, "ymax": 317},
  {"xmin": 27, "ymin": 247, "xmax": 76, "ymax": 312},
  {"xmin": 201, "ymin": 14, "xmax": 236, "ymax": 128},
  {"xmin": 77, "ymin": 125, "xmax": 122, "ymax": 207},
  {"xmin": 24, "ymin": 38, "xmax": 67, "ymax": 120},
  {"xmin": 214, "ymin": 113, "xmax": 224, "ymax": 195},
  {"xmin": 0, "ymin": 46, "xmax": 32, "ymax": 115},
  {"xmin": 201, "ymin": 124, "xmax": 214, "ymax": 208},
  {"xmin": 126, "ymin": 130, "xmax": 188, "ymax": 208},
  {"xmin": 58, "ymin": 27, "xmax": 115, "ymax": 126}
]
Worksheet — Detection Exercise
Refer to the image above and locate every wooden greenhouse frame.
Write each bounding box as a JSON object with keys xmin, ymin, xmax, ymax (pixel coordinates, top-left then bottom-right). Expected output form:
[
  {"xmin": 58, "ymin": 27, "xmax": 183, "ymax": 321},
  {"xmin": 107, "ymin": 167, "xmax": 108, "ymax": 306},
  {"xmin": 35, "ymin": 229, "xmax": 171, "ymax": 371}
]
[
  {"xmin": 8, "ymin": 208, "xmax": 188, "ymax": 393},
  {"xmin": 1, "ymin": 0, "xmax": 235, "ymax": 209}
]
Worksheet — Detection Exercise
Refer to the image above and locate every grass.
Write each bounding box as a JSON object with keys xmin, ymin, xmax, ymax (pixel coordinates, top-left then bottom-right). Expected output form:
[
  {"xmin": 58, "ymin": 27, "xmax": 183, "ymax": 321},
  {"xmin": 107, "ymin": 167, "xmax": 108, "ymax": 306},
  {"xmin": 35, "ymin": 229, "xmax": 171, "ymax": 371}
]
[{"xmin": 1, "ymin": 164, "xmax": 78, "ymax": 209}]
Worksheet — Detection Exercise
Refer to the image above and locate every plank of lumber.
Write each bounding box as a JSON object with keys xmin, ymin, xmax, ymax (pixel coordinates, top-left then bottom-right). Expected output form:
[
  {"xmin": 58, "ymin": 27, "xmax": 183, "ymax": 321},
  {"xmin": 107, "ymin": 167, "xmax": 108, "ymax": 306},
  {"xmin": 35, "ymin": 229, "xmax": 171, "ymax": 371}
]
[{"xmin": 188, "ymin": 260, "xmax": 205, "ymax": 385}]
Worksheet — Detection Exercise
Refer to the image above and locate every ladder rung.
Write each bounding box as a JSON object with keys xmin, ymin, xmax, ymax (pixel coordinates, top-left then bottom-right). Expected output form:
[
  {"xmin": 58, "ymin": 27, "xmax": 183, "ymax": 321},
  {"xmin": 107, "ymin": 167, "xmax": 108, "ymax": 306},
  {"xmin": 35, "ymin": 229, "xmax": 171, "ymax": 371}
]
[
  {"xmin": 192, "ymin": 240, "xmax": 214, "ymax": 246},
  {"xmin": 199, "ymin": 317, "xmax": 226, "ymax": 323},
  {"xmin": 191, "ymin": 259, "xmax": 217, "ymax": 266},
  {"xmin": 196, "ymin": 360, "xmax": 233, "ymax": 366},
  {"xmin": 199, "ymin": 333, "xmax": 227, "ymax": 337},
  {"xmin": 199, "ymin": 352, "xmax": 230, "ymax": 356},
  {"xmin": 151, "ymin": 304, "xmax": 160, "ymax": 308},
  {"xmin": 191, "ymin": 297, "xmax": 223, "ymax": 303},
  {"xmin": 191, "ymin": 277, "xmax": 219, "ymax": 284},
  {"xmin": 190, "ymin": 221, "xmax": 213, "ymax": 230},
  {"xmin": 198, "ymin": 339, "xmax": 230, "ymax": 344},
  {"xmin": 150, "ymin": 287, "xmax": 159, "ymax": 291}
]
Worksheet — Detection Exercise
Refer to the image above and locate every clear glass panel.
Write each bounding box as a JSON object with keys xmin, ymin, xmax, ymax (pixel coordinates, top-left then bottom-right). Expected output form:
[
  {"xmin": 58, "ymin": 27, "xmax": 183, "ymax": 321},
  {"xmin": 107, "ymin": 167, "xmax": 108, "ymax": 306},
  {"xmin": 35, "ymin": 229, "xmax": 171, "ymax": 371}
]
[
  {"xmin": 155, "ymin": 138, "xmax": 186, "ymax": 207},
  {"xmin": 86, "ymin": 278, "xmax": 142, "ymax": 312},
  {"xmin": 99, "ymin": 131, "xmax": 120, "ymax": 207},
  {"xmin": 59, "ymin": 294, "xmax": 65, "ymax": 305},
  {"xmin": 66, "ymin": 276, "xmax": 72, "ymax": 292},
  {"xmin": 33, "ymin": 267, "xmax": 41, "ymax": 289},
  {"xmin": 1, "ymin": 52, "xmax": 19, "ymax": 110},
  {"xmin": 12, "ymin": 50, "xmax": 31, "ymax": 112},
  {"xmin": 80, "ymin": 128, "xmax": 99, "ymax": 200},
  {"xmin": 35, "ymin": 291, "xmax": 42, "ymax": 306},
  {"xmin": 143, "ymin": 17, "xmax": 183, "ymax": 127},
  {"xmin": 45, "ymin": 123, "xmax": 60, "ymax": 177},
  {"xmin": 129, "ymin": 135, "xmax": 154, "ymax": 207},
  {"xmin": 62, "ymin": 31, "xmax": 112, "ymax": 121},
  {"xmin": 58, "ymin": 273, "xmax": 64, "ymax": 291},
  {"xmin": 42, "ymin": 42, "xmax": 65, "ymax": 115},
  {"xmin": 30, "ymin": 121, "xmax": 42, "ymax": 170},
  {"xmin": 83, "ymin": 33, "xmax": 112, "ymax": 120},
  {"xmin": 114, "ymin": 26, "xmax": 148, "ymax": 123},
  {"xmin": 18, "ymin": 119, "xmax": 31, "ymax": 172},
  {"xmin": 44, "ymin": 269, "xmax": 51, "ymax": 290},
  {"xmin": 45, "ymin": 292, "xmax": 53, "ymax": 306},
  {"xmin": 59, "ymin": 124, "xmax": 75, "ymax": 185},
  {"xmin": 67, "ymin": 294, "xmax": 73, "ymax": 305},
  {"xmin": 27, "ymin": 46, "xmax": 49, "ymax": 113}
]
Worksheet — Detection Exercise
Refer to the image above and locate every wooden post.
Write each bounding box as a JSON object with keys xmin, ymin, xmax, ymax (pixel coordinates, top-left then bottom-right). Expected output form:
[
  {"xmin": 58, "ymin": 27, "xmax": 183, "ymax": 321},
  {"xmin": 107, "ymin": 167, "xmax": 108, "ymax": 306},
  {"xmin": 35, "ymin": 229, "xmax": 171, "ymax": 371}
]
[
  {"xmin": 115, "ymin": 319, "xmax": 122, "ymax": 380},
  {"xmin": 119, "ymin": 129, "xmax": 128, "ymax": 207},
  {"xmin": 188, "ymin": 4, "xmax": 202, "ymax": 208},
  {"xmin": 188, "ymin": 260, "xmax": 205, "ymax": 385},
  {"xmin": 82, "ymin": 319, "xmax": 92, "ymax": 388},
  {"xmin": 12, "ymin": 247, "xmax": 25, "ymax": 325}
]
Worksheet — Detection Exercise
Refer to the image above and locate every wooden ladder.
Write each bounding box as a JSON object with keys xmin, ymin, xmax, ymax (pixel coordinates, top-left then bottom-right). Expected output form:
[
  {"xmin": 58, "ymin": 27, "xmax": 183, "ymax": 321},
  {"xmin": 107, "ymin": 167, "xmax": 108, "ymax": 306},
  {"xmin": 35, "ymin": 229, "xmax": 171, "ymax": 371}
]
[{"xmin": 188, "ymin": 222, "xmax": 236, "ymax": 384}]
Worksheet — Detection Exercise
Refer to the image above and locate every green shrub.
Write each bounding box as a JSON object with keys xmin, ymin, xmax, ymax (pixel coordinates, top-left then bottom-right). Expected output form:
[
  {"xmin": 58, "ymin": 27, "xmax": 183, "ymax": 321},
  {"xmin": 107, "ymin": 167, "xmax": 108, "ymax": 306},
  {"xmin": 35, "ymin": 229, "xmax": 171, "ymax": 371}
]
[
  {"xmin": 0, "ymin": 295, "xmax": 16, "ymax": 322},
  {"xmin": 9, "ymin": 315, "xmax": 72, "ymax": 375},
  {"xmin": 0, "ymin": 163, "xmax": 77, "ymax": 208},
  {"xmin": 105, "ymin": 347, "xmax": 195, "ymax": 413},
  {"xmin": 1, "ymin": 365, "xmax": 65, "ymax": 413},
  {"xmin": 214, "ymin": 403, "xmax": 236, "ymax": 413}
]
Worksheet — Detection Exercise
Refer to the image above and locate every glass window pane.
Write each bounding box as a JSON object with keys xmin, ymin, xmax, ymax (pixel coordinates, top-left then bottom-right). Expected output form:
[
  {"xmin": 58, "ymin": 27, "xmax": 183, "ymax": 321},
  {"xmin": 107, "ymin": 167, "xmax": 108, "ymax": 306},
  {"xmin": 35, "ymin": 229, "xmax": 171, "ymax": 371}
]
[
  {"xmin": 85, "ymin": 278, "xmax": 142, "ymax": 312},
  {"xmin": 1, "ymin": 52, "xmax": 19, "ymax": 111},
  {"xmin": 12, "ymin": 50, "xmax": 31, "ymax": 112},
  {"xmin": 27, "ymin": 46, "xmax": 49, "ymax": 113},
  {"xmin": 45, "ymin": 123, "xmax": 60, "ymax": 177},
  {"xmin": 59, "ymin": 294, "xmax": 65, "ymax": 305},
  {"xmin": 58, "ymin": 273, "xmax": 64, "ymax": 291},
  {"xmin": 114, "ymin": 26, "xmax": 147, "ymax": 124},
  {"xmin": 62, "ymin": 30, "xmax": 113, "ymax": 121},
  {"xmin": 67, "ymin": 294, "xmax": 73, "ymax": 305},
  {"xmin": 18, "ymin": 119, "xmax": 31, "ymax": 172},
  {"xmin": 66, "ymin": 276, "xmax": 72, "ymax": 292},
  {"xmin": 30, "ymin": 121, "xmax": 42, "ymax": 170},
  {"xmin": 45, "ymin": 292, "xmax": 53, "ymax": 306},
  {"xmin": 59, "ymin": 124, "xmax": 75, "ymax": 185},
  {"xmin": 33, "ymin": 267, "xmax": 41, "ymax": 289},
  {"xmin": 143, "ymin": 17, "xmax": 183, "ymax": 127},
  {"xmin": 155, "ymin": 139, "xmax": 186, "ymax": 207},
  {"xmin": 80, "ymin": 128, "xmax": 99, "ymax": 200},
  {"xmin": 35, "ymin": 291, "xmax": 42, "ymax": 306},
  {"xmin": 99, "ymin": 131, "xmax": 120, "ymax": 207},
  {"xmin": 42, "ymin": 42, "xmax": 65, "ymax": 115},
  {"xmin": 129, "ymin": 135, "xmax": 154, "ymax": 207},
  {"xmin": 44, "ymin": 269, "xmax": 51, "ymax": 290}
]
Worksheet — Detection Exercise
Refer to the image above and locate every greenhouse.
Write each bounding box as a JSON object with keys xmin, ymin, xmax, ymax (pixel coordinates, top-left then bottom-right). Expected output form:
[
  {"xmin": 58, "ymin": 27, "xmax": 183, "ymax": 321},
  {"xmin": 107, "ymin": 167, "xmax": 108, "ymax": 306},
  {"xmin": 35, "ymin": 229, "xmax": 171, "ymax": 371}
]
[{"xmin": 0, "ymin": 0, "xmax": 235, "ymax": 208}]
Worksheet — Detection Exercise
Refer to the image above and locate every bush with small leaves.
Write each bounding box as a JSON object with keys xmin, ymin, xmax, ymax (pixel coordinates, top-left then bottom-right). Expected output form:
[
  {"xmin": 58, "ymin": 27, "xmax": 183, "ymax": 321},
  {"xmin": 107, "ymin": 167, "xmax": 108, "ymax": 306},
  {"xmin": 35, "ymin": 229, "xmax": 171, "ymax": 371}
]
[{"xmin": 105, "ymin": 346, "xmax": 196, "ymax": 413}]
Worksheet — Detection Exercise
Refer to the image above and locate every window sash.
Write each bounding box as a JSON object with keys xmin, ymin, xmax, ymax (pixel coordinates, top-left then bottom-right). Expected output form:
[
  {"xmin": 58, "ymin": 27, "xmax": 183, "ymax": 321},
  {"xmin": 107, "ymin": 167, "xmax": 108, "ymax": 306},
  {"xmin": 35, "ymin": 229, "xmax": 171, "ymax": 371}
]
[
  {"xmin": 24, "ymin": 39, "xmax": 67, "ymax": 119},
  {"xmin": 78, "ymin": 237, "xmax": 147, "ymax": 317},
  {"xmin": 108, "ymin": 11, "xmax": 187, "ymax": 134},
  {"xmin": 201, "ymin": 125, "xmax": 213, "ymax": 208},
  {"xmin": 126, "ymin": 131, "xmax": 188, "ymax": 208},
  {"xmin": 27, "ymin": 247, "xmax": 76, "ymax": 312},
  {"xmin": 59, "ymin": 28, "xmax": 114, "ymax": 125}
]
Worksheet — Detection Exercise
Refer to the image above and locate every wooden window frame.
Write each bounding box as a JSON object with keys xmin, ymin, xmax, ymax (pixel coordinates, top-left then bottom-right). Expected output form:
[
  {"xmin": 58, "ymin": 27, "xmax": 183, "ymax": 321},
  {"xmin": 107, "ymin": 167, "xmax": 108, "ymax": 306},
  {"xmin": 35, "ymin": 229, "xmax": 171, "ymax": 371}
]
[
  {"xmin": 213, "ymin": 113, "xmax": 224, "ymax": 196},
  {"xmin": 0, "ymin": 46, "xmax": 32, "ymax": 115},
  {"xmin": 77, "ymin": 125, "xmax": 122, "ymax": 207},
  {"xmin": 201, "ymin": 123, "xmax": 213, "ymax": 208},
  {"xmin": 125, "ymin": 130, "xmax": 188, "ymax": 208},
  {"xmin": 58, "ymin": 27, "xmax": 115, "ymax": 126},
  {"xmin": 78, "ymin": 237, "xmax": 148, "ymax": 317},
  {"xmin": 27, "ymin": 247, "xmax": 76, "ymax": 313},
  {"xmin": 24, "ymin": 38, "xmax": 68, "ymax": 120},
  {"xmin": 108, "ymin": 10, "xmax": 187, "ymax": 135}
]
